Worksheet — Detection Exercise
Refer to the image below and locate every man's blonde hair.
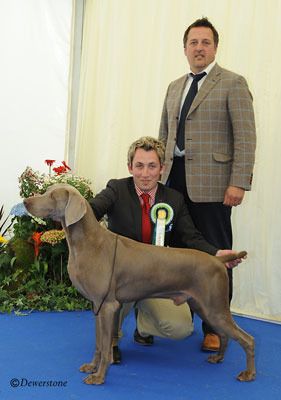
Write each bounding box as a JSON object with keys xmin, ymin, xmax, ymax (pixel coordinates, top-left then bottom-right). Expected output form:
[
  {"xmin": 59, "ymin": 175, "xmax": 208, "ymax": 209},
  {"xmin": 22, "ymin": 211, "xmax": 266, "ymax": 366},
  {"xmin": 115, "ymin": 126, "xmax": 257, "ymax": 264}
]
[{"xmin": 127, "ymin": 136, "xmax": 165, "ymax": 166}]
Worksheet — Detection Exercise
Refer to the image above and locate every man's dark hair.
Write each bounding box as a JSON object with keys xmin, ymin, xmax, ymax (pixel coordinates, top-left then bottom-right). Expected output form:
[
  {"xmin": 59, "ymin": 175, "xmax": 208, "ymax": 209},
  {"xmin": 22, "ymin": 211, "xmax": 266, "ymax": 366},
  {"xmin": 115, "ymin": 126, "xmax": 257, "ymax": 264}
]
[{"xmin": 183, "ymin": 17, "xmax": 219, "ymax": 48}]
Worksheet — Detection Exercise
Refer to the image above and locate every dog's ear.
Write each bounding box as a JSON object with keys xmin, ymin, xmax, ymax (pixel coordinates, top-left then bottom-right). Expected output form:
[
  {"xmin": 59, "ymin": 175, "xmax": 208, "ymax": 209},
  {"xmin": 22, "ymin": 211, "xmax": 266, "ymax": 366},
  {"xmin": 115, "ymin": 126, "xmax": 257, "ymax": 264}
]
[{"xmin": 65, "ymin": 191, "xmax": 87, "ymax": 227}]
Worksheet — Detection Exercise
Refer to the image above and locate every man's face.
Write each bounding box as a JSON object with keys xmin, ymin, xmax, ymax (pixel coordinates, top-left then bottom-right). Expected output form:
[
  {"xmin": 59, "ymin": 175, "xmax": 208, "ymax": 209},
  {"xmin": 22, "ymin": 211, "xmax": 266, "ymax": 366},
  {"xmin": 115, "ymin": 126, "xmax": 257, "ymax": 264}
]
[
  {"xmin": 128, "ymin": 148, "xmax": 164, "ymax": 192},
  {"xmin": 184, "ymin": 27, "xmax": 217, "ymax": 73}
]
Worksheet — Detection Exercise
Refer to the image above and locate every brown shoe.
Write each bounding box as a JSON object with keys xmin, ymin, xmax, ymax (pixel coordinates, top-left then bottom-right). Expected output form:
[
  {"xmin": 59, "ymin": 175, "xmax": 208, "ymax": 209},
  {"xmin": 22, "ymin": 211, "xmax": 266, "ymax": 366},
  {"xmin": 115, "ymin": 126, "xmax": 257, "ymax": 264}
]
[{"xmin": 201, "ymin": 334, "xmax": 220, "ymax": 352}]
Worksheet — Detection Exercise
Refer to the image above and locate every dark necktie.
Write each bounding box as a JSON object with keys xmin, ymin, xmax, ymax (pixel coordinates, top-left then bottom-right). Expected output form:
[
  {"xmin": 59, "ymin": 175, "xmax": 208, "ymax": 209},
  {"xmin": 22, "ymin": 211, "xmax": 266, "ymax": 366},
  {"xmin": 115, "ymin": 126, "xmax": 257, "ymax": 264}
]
[
  {"xmin": 176, "ymin": 72, "xmax": 206, "ymax": 151},
  {"xmin": 141, "ymin": 193, "xmax": 151, "ymax": 244}
]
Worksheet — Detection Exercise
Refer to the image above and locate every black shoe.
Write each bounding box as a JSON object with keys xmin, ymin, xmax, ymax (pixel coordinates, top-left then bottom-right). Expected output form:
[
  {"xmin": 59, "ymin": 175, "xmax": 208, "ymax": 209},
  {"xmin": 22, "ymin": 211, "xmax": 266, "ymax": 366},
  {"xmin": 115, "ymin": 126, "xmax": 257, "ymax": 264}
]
[
  {"xmin": 111, "ymin": 345, "xmax": 122, "ymax": 364},
  {"xmin": 134, "ymin": 329, "xmax": 154, "ymax": 346}
]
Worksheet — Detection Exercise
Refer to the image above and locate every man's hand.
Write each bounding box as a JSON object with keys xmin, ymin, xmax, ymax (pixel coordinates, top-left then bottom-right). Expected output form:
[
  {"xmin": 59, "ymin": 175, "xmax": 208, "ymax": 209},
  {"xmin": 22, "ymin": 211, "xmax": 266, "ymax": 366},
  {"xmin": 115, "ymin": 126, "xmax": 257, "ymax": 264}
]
[
  {"xmin": 216, "ymin": 249, "xmax": 247, "ymax": 269},
  {"xmin": 223, "ymin": 186, "xmax": 245, "ymax": 207}
]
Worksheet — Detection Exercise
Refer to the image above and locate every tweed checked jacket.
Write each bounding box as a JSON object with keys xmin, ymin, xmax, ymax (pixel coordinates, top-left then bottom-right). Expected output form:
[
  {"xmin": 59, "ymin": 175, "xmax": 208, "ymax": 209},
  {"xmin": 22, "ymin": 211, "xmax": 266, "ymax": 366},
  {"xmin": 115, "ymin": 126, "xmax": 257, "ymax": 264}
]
[{"xmin": 159, "ymin": 63, "xmax": 256, "ymax": 202}]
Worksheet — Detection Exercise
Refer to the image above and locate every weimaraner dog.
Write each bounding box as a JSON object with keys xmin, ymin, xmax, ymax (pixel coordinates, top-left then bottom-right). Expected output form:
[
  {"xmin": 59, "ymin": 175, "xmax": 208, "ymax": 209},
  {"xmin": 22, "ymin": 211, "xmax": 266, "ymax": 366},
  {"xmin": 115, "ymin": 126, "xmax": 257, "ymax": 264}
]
[{"xmin": 24, "ymin": 183, "xmax": 255, "ymax": 385}]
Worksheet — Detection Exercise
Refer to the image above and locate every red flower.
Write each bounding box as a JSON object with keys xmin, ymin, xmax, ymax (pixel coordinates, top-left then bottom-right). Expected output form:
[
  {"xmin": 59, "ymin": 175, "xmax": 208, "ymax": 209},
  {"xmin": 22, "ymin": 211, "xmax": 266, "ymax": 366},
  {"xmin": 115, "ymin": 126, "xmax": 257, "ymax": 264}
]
[
  {"xmin": 53, "ymin": 166, "xmax": 67, "ymax": 175},
  {"xmin": 62, "ymin": 161, "xmax": 71, "ymax": 171},
  {"xmin": 45, "ymin": 159, "xmax": 56, "ymax": 167},
  {"xmin": 53, "ymin": 161, "xmax": 71, "ymax": 175},
  {"xmin": 32, "ymin": 232, "xmax": 43, "ymax": 257}
]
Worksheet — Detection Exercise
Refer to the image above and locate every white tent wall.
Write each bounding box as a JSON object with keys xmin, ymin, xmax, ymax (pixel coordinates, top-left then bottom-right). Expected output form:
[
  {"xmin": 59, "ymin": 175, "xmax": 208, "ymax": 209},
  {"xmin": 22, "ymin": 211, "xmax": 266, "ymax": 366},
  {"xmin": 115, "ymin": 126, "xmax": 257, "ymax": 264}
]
[{"xmin": 0, "ymin": 0, "xmax": 73, "ymax": 221}]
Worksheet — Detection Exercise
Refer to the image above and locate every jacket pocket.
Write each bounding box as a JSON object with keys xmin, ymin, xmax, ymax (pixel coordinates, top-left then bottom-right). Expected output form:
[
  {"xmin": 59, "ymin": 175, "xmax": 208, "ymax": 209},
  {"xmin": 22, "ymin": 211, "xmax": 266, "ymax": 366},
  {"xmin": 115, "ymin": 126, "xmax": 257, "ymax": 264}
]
[{"xmin": 212, "ymin": 152, "xmax": 233, "ymax": 163}]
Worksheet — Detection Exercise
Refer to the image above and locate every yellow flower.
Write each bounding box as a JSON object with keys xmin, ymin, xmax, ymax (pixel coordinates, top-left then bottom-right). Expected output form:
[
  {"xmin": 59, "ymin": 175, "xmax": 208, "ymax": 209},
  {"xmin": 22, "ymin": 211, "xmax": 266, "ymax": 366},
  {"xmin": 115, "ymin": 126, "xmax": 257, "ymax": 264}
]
[
  {"xmin": 0, "ymin": 235, "xmax": 7, "ymax": 244},
  {"xmin": 41, "ymin": 230, "xmax": 66, "ymax": 246}
]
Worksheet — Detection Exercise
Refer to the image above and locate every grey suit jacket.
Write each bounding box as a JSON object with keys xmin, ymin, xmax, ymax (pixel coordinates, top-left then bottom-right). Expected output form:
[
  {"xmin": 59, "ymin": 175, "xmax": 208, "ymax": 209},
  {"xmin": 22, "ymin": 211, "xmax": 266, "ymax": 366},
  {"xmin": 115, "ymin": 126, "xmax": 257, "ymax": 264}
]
[{"xmin": 159, "ymin": 63, "xmax": 256, "ymax": 202}]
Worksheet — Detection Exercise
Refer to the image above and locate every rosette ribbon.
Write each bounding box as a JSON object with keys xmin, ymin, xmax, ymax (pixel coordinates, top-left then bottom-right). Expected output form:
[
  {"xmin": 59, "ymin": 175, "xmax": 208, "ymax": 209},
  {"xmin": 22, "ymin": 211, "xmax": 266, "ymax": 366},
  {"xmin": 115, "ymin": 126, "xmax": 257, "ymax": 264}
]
[{"xmin": 150, "ymin": 203, "xmax": 174, "ymax": 246}]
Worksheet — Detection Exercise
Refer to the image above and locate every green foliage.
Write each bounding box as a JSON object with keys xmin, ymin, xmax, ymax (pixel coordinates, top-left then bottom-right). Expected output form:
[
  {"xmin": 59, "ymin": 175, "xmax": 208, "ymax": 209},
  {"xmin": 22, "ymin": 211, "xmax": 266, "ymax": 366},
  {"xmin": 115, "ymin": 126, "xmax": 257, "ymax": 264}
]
[
  {"xmin": 0, "ymin": 273, "xmax": 92, "ymax": 313},
  {"xmin": 12, "ymin": 215, "xmax": 38, "ymax": 240},
  {"xmin": 0, "ymin": 227, "xmax": 92, "ymax": 313},
  {"xmin": 9, "ymin": 238, "xmax": 34, "ymax": 269}
]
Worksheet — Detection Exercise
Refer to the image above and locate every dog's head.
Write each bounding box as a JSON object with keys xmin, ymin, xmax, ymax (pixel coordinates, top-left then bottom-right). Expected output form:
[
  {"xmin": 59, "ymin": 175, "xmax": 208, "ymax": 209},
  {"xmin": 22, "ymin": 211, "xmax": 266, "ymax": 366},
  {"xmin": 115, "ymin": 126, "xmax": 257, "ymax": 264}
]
[{"xmin": 24, "ymin": 184, "xmax": 87, "ymax": 227}]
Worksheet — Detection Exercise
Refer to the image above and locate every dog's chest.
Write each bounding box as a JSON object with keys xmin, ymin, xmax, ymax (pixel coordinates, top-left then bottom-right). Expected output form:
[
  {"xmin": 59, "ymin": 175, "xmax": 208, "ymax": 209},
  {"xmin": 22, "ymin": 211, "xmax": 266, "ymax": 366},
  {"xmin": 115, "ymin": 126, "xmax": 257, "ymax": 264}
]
[{"xmin": 67, "ymin": 261, "xmax": 92, "ymax": 301}]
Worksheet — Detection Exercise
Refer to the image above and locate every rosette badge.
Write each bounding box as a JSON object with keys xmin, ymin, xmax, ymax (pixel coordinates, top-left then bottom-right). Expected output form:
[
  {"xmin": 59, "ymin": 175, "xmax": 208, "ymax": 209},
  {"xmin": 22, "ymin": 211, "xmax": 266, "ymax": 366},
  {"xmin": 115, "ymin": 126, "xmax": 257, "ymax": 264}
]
[{"xmin": 150, "ymin": 203, "xmax": 174, "ymax": 247}]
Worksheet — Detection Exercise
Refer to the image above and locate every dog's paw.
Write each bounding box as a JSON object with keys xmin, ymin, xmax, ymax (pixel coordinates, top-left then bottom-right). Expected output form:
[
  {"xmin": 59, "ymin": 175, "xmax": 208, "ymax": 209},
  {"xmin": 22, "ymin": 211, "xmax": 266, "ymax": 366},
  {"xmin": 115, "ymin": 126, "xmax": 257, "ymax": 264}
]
[
  {"xmin": 237, "ymin": 370, "xmax": 256, "ymax": 382},
  {"xmin": 79, "ymin": 363, "xmax": 97, "ymax": 374},
  {"xmin": 83, "ymin": 373, "xmax": 105, "ymax": 385},
  {"xmin": 207, "ymin": 354, "xmax": 224, "ymax": 364}
]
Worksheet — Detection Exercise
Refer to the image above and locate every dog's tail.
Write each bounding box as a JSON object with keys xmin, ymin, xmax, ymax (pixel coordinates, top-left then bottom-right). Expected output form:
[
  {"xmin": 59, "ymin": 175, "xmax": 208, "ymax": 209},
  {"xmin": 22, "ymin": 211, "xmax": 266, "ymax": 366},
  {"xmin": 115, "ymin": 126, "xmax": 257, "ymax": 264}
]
[{"xmin": 216, "ymin": 251, "xmax": 247, "ymax": 264}]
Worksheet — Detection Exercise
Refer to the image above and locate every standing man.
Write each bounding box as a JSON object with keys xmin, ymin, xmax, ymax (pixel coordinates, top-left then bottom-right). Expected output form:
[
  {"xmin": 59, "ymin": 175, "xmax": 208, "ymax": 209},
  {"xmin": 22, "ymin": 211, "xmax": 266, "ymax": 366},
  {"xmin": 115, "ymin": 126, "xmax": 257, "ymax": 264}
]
[
  {"xmin": 159, "ymin": 17, "xmax": 256, "ymax": 352},
  {"xmin": 89, "ymin": 136, "xmax": 241, "ymax": 363}
]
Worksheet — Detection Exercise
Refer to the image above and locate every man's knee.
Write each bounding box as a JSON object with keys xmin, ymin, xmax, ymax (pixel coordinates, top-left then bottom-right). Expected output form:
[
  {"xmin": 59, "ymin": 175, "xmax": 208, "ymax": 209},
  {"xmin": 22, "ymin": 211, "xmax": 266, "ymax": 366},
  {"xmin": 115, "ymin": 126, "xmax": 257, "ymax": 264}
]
[{"xmin": 158, "ymin": 319, "xmax": 194, "ymax": 339}]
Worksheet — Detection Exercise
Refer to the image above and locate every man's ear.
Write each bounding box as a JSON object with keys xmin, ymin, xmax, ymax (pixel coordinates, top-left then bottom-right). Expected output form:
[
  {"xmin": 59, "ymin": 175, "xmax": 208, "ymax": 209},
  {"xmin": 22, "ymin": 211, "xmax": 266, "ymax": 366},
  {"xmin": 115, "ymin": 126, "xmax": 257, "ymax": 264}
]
[
  {"xmin": 160, "ymin": 163, "xmax": 165, "ymax": 176},
  {"xmin": 127, "ymin": 163, "xmax": 133, "ymax": 175}
]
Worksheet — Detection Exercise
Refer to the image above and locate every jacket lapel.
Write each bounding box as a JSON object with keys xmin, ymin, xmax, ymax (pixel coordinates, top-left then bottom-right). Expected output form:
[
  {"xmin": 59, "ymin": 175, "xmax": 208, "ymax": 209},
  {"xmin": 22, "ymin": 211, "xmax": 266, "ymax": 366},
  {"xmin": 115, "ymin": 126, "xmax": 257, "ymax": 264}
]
[
  {"xmin": 128, "ymin": 179, "xmax": 143, "ymax": 242},
  {"xmin": 188, "ymin": 63, "xmax": 222, "ymax": 116},
  {"xmin": 170, "ymin": 75, "xmax": 188, "ymax": 120},
  {"xmin": 155, "ymin": 183, "xmax": 167, "ymax": 203}
]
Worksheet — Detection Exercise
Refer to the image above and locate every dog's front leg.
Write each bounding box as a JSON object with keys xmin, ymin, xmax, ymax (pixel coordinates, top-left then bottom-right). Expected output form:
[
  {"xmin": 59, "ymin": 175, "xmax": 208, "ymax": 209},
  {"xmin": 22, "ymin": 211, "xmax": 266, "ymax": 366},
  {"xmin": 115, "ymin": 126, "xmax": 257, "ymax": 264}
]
[
  {"xmin": 80, "ymin": 309, "xmax": 102, "ymax": 374},
  {"xmin": 83, "ymin": 300, "xmax": 120, "ymax": 385}
]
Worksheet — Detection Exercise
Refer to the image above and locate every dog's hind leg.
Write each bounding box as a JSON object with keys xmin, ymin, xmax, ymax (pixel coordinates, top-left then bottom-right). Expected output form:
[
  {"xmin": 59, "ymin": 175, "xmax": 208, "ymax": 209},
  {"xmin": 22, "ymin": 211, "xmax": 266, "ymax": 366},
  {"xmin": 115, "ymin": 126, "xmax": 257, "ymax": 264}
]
[
  {"xmin": 208, "ymin": 334, "xmax": 228, "ymax": 364},
  {"xmin": 206, "ymin": 313, "xmax": 255, "ymax": 381},
  {"xmin": 233, "ymin": 325, "xmax": 255, "ymax": 382},
  {"xmin": 222, "ymin": 322, "xmax": 255, "ymax": 381},
  {"xmin": 83, "ymin": 299, "xmax": 120, "ymax": 385}
]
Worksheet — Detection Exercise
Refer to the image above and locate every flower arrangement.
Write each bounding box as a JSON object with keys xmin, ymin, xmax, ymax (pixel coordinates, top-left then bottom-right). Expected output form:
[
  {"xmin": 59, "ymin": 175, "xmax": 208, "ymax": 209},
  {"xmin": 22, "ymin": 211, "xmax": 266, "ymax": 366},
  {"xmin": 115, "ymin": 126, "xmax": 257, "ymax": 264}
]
[
  {"xmin": 19, "ymin": 160, "xmax": 93, "ymax": 200},
  {"xmin": 0, "ymin": 160, "xmax": 93, "ymax": 313}
]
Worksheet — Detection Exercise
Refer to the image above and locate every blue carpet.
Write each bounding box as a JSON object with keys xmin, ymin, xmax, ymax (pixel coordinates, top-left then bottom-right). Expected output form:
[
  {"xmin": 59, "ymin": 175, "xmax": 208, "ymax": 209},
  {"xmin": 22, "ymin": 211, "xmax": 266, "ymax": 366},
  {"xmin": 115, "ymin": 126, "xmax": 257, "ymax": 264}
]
[{"xmin": 0, "ymin": 310, "xmax": 280, "ymax": 400}]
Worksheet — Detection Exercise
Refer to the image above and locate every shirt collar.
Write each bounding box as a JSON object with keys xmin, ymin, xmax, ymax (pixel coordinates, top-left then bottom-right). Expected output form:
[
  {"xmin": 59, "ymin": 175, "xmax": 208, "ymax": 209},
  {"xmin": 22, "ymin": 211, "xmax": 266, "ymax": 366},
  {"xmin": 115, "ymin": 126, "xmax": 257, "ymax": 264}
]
[
  {"xmin": 189, "ymin": 60, "xmax": 216, "ymax": 77},
  {"xmin": 134, "ymin": 183, "xmax": 158, "ymax": 205}
]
